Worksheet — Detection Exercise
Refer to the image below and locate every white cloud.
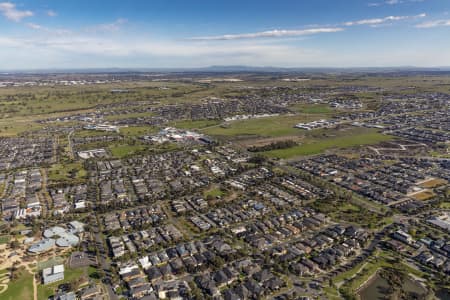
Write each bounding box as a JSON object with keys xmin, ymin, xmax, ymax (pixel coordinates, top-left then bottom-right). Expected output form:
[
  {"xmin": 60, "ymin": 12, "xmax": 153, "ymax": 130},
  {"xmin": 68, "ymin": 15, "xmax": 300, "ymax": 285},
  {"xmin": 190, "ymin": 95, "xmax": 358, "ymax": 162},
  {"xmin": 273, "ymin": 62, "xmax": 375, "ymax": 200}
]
[
  {"xmin": 1, "ymin": 32, "xmax": 450, "ymax": 69},
  {"xmin": 25, "ymin": 22, "xmax": 71, "ymax": 35},
  {"xmin": 26, "ymin": 22, "xmax": 42, "ymax": 30},
  {"xmin": 190, "ymin": 14, "xmax": 425, "ymax": 42},
  {"xmin": 416, "ymin": 19, "xmax": 450, "ymax": 28},
  {"xmin": 369, "ymin": 0, "xmax": 425, "ymax": 7},
  {"xmin": 47, "ymin": 10, "xmax": 57, "ymax": 17},
  {"xmin": 85, "ymin": 18, "xmax": 128, "ymax": 33},
  {"xmin": 0, "ymin": 33, "xmax": 316, "ymax": 64},
  {"xmin": 344, "ymin": 13, "xmax": 426, "ymax": 26},
  {"xmin": 0, "ymin": 2, "xmax": 33, "ymax": 22},
  {"xmin": 0, "ymin": 36, "xmax": 22, "ymax": 47},
  {"xmin": 190, "ymin": 27, "xmax": 343, "ymax": 41}
]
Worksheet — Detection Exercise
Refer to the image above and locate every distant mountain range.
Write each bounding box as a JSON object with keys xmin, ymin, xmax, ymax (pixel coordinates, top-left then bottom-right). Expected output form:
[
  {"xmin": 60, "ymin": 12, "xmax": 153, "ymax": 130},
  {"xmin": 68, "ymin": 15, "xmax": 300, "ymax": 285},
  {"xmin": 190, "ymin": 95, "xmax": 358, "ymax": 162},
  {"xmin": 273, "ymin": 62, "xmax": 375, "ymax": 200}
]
[{"xmin": 2, "ymin": 65, "xmax": 450, "ymax": 74}]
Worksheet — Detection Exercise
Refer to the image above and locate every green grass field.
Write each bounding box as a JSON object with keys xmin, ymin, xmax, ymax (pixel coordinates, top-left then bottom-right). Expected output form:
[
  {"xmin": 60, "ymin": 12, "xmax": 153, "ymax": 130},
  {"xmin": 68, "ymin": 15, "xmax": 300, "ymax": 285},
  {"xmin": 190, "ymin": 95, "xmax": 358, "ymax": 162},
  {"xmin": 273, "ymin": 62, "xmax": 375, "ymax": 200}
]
[
  {"xmin": 0, "ymin": 118, "xmax": 44, "ymax": 137},
  {"xmin": 0, "ymin": 81, "xmax": 207, "ymax": 119},
  {"xmin": 290, "ymin": 104, "xmax": 334, "ymax": 114},
  {"xmin": 0, "ymin": 235, "xmax": 10, "ymax": 244},
  {"xmin": 109, "ymin": 144, "xmax": 148, "ymax": 158},
  {"xmin": 48, "ymin": 163, "xmax": 87, "ymax": 183},
  {"xmin": 170, "ymin": 119, "xmax": 221, "ymax": 130},
  {"xmin": 203, "ymin": 187, "xmax": 225, "ymax": 199},
  {"xmin": 202, "ymin": 114, "xmax": 326, "ymax": 137},
  {"xmin": 104, "ymin": 112, "xmax": 155, "ymax": 121},
  {"xmin": 264, "ymin": 130, "xmax": 393, "ymax": 159},
  {"xmin": 440, "ymin": 202, "xmax": 450, "ymax": 209},
  {"xmin": 0, "ymin": 268, "xmax": 34, "ymax": 300},
  {"xmin": 74, "ymin": 129, "xmax": 119, "ymax": 138},
  {"xmin": 119, "ymin": 126, "xmax": 158, "ymax": 137}
]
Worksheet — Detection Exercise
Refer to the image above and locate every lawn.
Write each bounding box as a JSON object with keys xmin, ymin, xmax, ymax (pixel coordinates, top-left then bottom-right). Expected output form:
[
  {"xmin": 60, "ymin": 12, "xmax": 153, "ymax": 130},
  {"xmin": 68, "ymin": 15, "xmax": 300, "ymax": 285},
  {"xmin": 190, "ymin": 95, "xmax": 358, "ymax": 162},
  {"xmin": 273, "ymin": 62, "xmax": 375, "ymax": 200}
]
[
  {"xmin": 0, "ymin": 235, "xmax": 10, "ymax": 244},
  {"xmin": 204, "ymin": 187, "xmax": 225, "ymax": 199},
  {"xmin": 440, "ymin": 202, "xmax": 450, "ymax": 209},
  {"xmin": 88, "ymin": 266, "xmax": 100, "ymax": 280},
  {"xmin": 323, "ymin": 286, "xmax": 341, "ymax": 300},
  {"xmin": 119, "ymin": 126, "xmax": 158, "ymax": 137},
  {"xmin": 169, "ymin": 119, "xmax": 221, "ymax": 130},
  {"xmin": 264, "ymin": 130, "xmax": 393, "ymax": 159},
  {"xmin": 202, "ymin": 114, "xmax": 326, "ymax": 137},
  {"xmin": 0, "ymin": 269, "xmax": 9, "ymax": 275},
  {"xmin": 74, "ymin": 129, "xmax": 119, "ymax": 138},
  {"xmin": 311, "ymin": 196, "xmax": 387, "ymax": 228},
  {"xmin": 109, "ymin": 144, "xmax": 148, "ymax": 158},
  {"xmin": 104, "ymin": 112, "xmax": 155, "ymax": 121},
  {"xmin": 1, "ymin": 268, "xmax": 34, "ymax": 300},
  {"xmin": 0, "ymin": 118, "xmax": 44, "ymax": 137},
  {"xmin": 290, "ymin": 103, "xmax": 334, "ymax": 114},
  {"xmin": 48, "ymin": 163, "xmax": 87, "ymax": 183},
  {"xmin": 340, "ymin": 203, "xmax": 361, "ymax": 212}
]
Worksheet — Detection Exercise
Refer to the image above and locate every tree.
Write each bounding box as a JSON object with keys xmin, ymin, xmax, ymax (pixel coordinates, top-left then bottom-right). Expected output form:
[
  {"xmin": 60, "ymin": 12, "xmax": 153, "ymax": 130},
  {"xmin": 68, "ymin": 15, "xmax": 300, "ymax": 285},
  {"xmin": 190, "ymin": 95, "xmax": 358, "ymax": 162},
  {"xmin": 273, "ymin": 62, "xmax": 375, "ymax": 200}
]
[{"xmin": 10, "ymin": 239, "xmax": 20, "ymax": 249}]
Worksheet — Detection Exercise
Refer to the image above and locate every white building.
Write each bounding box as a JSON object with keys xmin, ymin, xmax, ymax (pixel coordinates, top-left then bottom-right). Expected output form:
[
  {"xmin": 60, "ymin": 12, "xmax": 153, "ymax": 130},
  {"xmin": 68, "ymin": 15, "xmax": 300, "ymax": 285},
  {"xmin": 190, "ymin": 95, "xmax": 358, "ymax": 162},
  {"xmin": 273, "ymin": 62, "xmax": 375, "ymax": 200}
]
[{"xmin": 43, "ymin": 264, "xmax": 64, "ymax": 285}]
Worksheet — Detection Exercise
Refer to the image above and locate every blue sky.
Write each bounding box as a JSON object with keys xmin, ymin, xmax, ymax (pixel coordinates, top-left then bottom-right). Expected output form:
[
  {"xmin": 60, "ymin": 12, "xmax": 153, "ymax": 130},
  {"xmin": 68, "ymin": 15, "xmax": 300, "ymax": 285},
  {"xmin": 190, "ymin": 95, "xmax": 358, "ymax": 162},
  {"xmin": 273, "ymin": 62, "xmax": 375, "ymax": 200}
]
[{"xmin": 0, "ymin": 0, "xmax": 449, "ymax": 69}]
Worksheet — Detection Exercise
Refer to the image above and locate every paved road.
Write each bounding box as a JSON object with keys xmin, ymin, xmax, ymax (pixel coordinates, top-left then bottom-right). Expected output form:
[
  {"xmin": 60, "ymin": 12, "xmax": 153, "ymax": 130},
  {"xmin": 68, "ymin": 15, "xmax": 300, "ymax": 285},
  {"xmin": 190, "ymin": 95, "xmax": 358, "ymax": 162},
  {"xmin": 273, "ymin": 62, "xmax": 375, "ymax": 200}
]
[{"xmin": 92, "ymin": 216, "xmax": 118, "ymax": 300}]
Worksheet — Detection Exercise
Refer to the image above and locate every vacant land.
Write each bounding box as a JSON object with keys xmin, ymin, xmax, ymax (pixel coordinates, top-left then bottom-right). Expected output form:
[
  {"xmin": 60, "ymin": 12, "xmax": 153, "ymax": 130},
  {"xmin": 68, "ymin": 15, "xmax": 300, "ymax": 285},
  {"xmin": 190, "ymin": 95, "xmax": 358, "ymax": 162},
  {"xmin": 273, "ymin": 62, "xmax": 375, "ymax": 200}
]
[
  {"xmin": 74, "ymin": 129, "xmax": 119, "ymax": 138},
  {"xmin": 265, "ymin": 130, "xmax": 393, "ymax": 159},
  {"xmin": 290, "ymin": 103, "xmax": 334, "ymax": 114},
  {"xmin": 0, "ymin": 116, "xmax": 44, "ymax": 137},
  {"xmin": 419, "ymin": 178, "xmax": 448, "ymax": 189},
  {"xmin": 48, "ymin": 163, "xmax": 87, "ymax": 183},
  {"xmin": 410, "ymin": 190, "xmax": 435, "ymax": 201},
  {"xmin": 202, "ymin": 114, "xmax": 326, "ymax": 138},
  {"xmin": 109, "ymin": 144, "xmax": 148, "ymax": 158},
  {"xmin": 119, "ymin": 126, "xmax": 158, "ymax": 137},
  {"xmin": 203, "ymin": 187, "xmax": 225, "ymax": 199},
  {"xmin": 170, "ymin": 119, "xmax": 221, "ymax": 130},
  {"xmin": 104, "ymin": 112, "xmax": 155, "ymax": 121},
  {"xmin": 0, "ymin": 81, "xmax": 209, "ymax": 119}
]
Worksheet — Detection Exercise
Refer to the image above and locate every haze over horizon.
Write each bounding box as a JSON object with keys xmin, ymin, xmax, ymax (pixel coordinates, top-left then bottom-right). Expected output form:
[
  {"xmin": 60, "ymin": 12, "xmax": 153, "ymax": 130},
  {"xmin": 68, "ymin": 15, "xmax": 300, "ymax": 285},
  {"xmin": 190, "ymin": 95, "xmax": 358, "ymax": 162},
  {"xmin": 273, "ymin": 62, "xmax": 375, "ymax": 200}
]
[{"xmin": 1, "ymin": 0, "xmax": 450, "ymax": 70}]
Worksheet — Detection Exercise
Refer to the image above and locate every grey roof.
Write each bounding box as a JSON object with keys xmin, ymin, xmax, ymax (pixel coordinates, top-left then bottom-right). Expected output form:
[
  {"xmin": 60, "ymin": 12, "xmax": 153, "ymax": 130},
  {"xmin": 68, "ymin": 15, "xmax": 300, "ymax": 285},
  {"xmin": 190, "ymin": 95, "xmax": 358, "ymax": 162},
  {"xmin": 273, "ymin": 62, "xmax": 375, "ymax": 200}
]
[{"xmin": 28, "ymin": 238, "xmax": 55, "ymax": 253}]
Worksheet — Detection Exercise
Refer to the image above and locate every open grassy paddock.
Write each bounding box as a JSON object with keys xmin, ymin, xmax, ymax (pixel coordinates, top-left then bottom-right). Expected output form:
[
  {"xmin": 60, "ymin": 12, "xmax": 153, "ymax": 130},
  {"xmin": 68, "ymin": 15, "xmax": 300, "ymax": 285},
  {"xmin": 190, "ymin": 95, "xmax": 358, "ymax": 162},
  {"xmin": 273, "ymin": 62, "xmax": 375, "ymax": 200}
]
[
  {"xmin": 201, "ymin": 113, "xmax": 328, "ymax": 138},
  {"xmin": 109, "ymin": 144, "xmax": 149, "ymax": 158},
  {"xmin": 264, "ymin": 128, "xmax": 393, "ymax": 159},
  {"xmin": 48, "ymin": 162, "xmax": 87, "ymax": 183},
  {"xmin": 289, "ymin": 103, "xmax": 335, "ymax": 114},
  {"xmin": 119, "ymin": 125, "xmax": 159, "ymax": 136},
  {"xmin": 169, "ymin": 119, "xmax": 221, "ymax": 130}
]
